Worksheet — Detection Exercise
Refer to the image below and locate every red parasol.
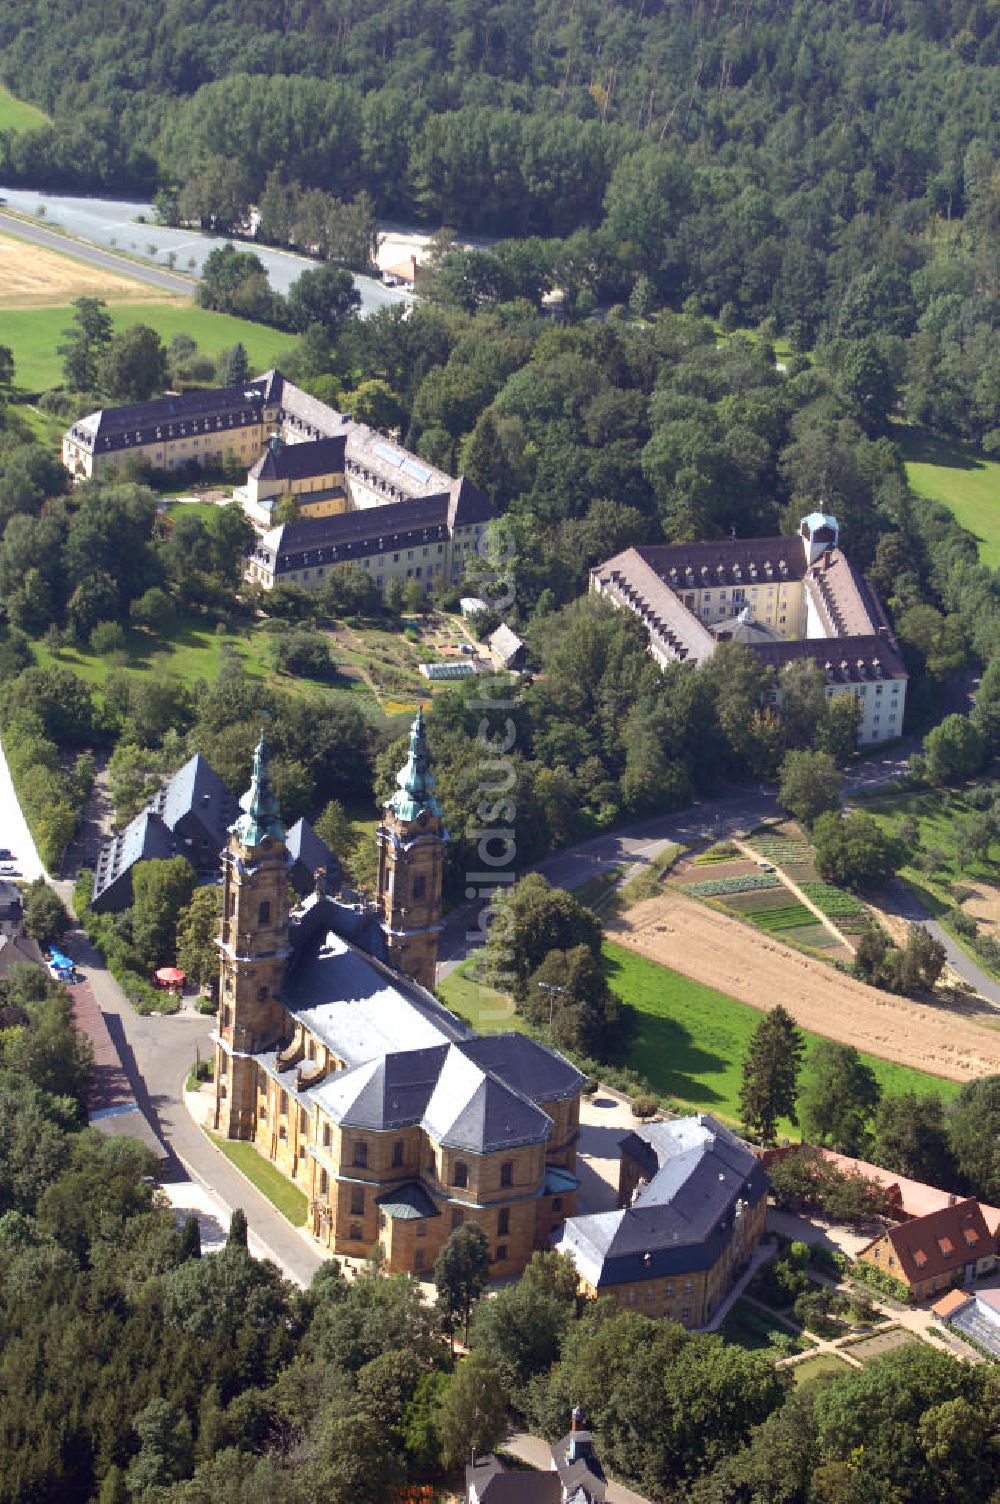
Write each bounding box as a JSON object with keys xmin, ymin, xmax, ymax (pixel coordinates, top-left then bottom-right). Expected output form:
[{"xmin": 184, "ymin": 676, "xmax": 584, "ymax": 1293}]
[{"xmin": 155, "ymin": 966, "xmax": 186, "ymax": 985}]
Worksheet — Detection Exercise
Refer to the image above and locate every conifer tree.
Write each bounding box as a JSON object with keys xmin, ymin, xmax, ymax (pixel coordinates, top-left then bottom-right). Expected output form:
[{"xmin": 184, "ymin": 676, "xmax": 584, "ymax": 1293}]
[{"xmin": 739, "ymin": 1004, "xmax": 804, "ymax": 1144}]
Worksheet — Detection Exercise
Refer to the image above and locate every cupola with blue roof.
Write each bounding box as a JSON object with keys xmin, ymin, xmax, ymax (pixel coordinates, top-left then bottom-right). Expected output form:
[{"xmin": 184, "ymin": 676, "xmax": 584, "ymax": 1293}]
[
  {"xmin": 231, "ymin": 731, "xmax": 285, "ymax": 847},
  {"xmin": 377, "ymin": 705, "xmax": 445, "ymax": 991},
  {"xmin": 387, "ymin": 706, "xmax": 443, "ymax": 822}
]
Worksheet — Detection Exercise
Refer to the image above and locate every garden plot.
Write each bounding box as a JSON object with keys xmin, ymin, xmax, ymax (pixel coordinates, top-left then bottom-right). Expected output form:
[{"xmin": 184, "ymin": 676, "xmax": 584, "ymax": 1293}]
[{"xmin": 841, "ymin": 1327, "xmax": 919, "ymax": 1364}]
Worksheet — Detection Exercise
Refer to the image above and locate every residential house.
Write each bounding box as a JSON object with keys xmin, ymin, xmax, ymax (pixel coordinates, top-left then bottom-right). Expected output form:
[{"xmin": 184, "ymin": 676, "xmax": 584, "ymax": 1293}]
[
  {"xmin": 859, "ymin": 1198, "xmax": 997, "ymax": 1299},
  {"xmin": 466, "ymin": 1458, "xmax": 560, "ymax": 1504}
]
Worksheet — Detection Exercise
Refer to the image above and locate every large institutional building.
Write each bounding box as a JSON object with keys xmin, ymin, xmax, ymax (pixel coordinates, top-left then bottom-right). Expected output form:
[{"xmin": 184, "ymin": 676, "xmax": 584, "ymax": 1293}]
[
  {"xmin": 212, "ymin": 713, "xmax": 584, "ymax": 1276},
  {"xmin": 592, "ymin": 514, "xmax": 907, "ymax": 745},
  {"xmin": 557, "ymin": 1115, "xmax": 767, "ymax": 1328},
  {"xmin": 63, "ymin": 369, "xmax": 494, "ymax": 598}
]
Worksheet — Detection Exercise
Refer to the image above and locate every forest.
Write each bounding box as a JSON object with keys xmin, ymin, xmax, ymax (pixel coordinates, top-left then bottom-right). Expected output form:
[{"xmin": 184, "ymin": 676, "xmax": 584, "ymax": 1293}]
[{"xmin": 0, "ymin": 3, "xmax": 996, "ymax": 393}]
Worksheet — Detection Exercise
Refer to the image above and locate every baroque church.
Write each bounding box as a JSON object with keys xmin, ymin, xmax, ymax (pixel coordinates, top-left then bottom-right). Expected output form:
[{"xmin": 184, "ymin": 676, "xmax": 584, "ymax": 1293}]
[{"xmin": 212, "ymin": 712, "xmax": 584, "ymax": 1276}]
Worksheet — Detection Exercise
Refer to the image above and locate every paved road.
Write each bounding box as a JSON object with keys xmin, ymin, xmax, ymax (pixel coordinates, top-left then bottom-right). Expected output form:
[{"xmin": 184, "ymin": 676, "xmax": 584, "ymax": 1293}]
[
  {"xmin": 0, "ymin": 188, "xmax": 411, "ymax": 314},
  {"xmin": 0, "ymin": 211, "xmax": 196, "ymax": 296},
  {"xmin": 882, "ymin": 877, "xmax": 1000, "ymax": 1005},
  {"xmin": 61, "ymin": 927, "xmax": 325, "ymax": 1286},
  {"xmin": 439, "ymin": 753, "xmax": 914, "ymax": 974}
]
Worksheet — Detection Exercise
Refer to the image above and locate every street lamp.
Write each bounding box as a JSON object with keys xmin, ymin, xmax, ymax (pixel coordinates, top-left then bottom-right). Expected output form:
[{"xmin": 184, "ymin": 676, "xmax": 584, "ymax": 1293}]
[{"xmin": 535, "ymin": 980, "xmax": 568, "ymax": 1040}]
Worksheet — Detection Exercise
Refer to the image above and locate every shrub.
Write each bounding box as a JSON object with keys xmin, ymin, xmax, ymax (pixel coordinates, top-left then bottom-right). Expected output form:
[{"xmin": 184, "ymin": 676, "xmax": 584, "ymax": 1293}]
[{"xmin": 631, "ymin": 1094, "xmax": 659, "ymax": 1119}]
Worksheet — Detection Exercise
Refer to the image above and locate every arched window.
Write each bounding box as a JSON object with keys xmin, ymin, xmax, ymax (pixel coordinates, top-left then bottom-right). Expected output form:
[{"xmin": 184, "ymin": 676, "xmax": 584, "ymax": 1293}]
[
  {"xmin": 258, "ymin": 900, "xmax": 271, "ymax": 925},
  {"xmin": 452, "ymin": 1161, "xmax": 468, "ymax": 1189}
]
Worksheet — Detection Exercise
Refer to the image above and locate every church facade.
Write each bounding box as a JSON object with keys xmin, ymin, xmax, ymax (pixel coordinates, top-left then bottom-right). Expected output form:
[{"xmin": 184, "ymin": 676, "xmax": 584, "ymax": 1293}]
[{"xmin": 212, "ymin": 715, "xmax": 584, "ymax": 1277}]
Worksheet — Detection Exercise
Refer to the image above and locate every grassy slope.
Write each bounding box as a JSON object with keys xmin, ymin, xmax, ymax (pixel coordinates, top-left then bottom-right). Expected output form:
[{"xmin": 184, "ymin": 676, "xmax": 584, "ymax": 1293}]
[
  {"xmin": 207, "ymin": 1132, "xmax": 307, "ymax": 1226},
  {"xmin": 439, "ymin": 944, "xmax": 961, "ymax": 1132},
  {"xmin": 33, "ymin": 612, "xmax": 273, "ymax": 689},
  {"xmin": 5, "ymin": 302, "xmax": 299, "ymax": 391},
  {"xmin": 863, "ymin": 785, "xmax": 1000, "ymax": 915},
  {"xmin": 602, "ymin": 942, "xmax": 961, "ymax": 1130},
  {"xmin": 898, "ymin": 425, "xmax": 1000, "ymax": 570},
  {"xmin": 0, "ymin": 83, "xmax": 49, "ymax": 132}
]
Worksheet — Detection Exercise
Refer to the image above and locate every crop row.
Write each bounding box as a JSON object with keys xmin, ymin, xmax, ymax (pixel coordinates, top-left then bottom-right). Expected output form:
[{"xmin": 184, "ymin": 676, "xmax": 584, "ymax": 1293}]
[
  {"xmin": 748, "ymin": 904, "xmax": 817, "ymax": 931},
  {"xmin": 685, "ymin": 874, "xmax": 782, "ymax": 898},
  {"xmin": 750, "ymin": 839, "xmax": 813, "ymax": 863},
  {"xmin": 799, "ymin": 882, "xmax": 863, "ymax": 915}
]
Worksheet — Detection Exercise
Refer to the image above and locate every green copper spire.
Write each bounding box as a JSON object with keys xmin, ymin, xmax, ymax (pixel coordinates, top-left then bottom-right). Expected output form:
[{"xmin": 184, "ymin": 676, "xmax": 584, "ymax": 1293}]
[
  {"xmin": 231, "ymin": 730, "xmax": 285, "ymax": 847},
  {"xmin": 387, "ymin": 706, "xmax": 442, "ymax": 822}
]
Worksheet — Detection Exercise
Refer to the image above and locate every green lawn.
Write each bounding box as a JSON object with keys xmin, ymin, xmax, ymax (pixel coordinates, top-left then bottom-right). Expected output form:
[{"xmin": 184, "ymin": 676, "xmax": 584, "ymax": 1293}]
[
  {"xmin": 5, "ymin": 301, "xmax": 299, "ymax": 392},
  {"xmin": 0, "ymin": 83, "xmax": 49, "ymax": 132},
  {"xmin": 789, "ymin": 1353, "xmax": 853, "ymax": 1386},
  {"xmin": 438, "ymin": 956, "xmax": 525, "ymax": 1035},
  {"xmin": 33, "ymin": 610, "xmax": 274, "ymax": 689},
  {"xmin": 440, "ymin": 942, "xmax": 962, "ymax": 1129},
  {"xmin": 207, "ymin": 1131, "xmax": 308, "ymax": 1226},
  {"xmin": 720, "ymin": 1299, "xmax": 811, "ymax": 1354},
  {"xmin": 30, "ymin": 609, "xmax": 379, "ymax": 710},
  {"xmin": 898, "ymin": 425, "xmax": 1000, "ymax": 570},
  {"xmin": 603, "ymin": 942, "xmax": 961, "ymax": 1131}
]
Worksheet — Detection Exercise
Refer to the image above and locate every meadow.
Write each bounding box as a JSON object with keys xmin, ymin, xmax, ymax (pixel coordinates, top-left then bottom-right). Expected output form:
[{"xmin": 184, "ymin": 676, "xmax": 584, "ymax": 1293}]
[
  {"xmin": 898, "ymin": 425, "xmax": 1000, "ymax": 570},
  {"xmin": 602, "ymin": 942, "xmax": 962, "ymax": 1130},
  {"xmin": 0, "ymin": 83, "xmax": 49, "ymax": 132},
  {"xmin": 439, "ymin": 942, "xmax": 963, "ymax": 1134},
  {"xmin": 5, "ymin": 301, "xmax": 299, "ymax": 392}
]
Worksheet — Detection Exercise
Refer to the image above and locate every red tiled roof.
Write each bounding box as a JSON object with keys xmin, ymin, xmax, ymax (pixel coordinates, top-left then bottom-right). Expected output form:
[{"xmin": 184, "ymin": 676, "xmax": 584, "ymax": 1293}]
[{"xmin": 865, "ymin": 1198, "xmax": 993, "ymax": 1286}]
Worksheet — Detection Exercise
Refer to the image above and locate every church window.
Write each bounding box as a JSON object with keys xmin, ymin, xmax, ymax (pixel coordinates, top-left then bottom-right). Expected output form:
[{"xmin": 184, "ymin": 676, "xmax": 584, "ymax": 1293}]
[
  {"xmin": 353, "ymin": 1140, "xmax": 368, "ymax": 1169},
  {"xmin": 497, "ymin": 1208, "xmax": 510, "ymax": 1236},
  {"xmin": 392, "ymin": 1140, "xmax": 404, "ymax": 1167},
  {"xmin": 257, "ymin": 984, "xmax": 268, "ymax": 1001},
  {"xmin": 258, "ymin": 900, "xmax": 271, "ymax": 925},
  {"xmin": 500, "ymin": 1160, "xmax": 513, "ymax": 1188},
  {"xmin": 416, "ymin": 1219, "xmax": 427, "ymax": 1238},
  {"xmin": 452, "ymin": 1162, "xmax": 468, "ymax": 1189},
  {"xmin": 412, "ymin": 874, "xmax": 427, "ymax": 900},
  {"xmin": 349, "ymin": 1221, "xmax": 363, "ymax": 1241},
  {"xmin": 350, "ymin": 1187, "xmax": 365, "ymax": 1216}
]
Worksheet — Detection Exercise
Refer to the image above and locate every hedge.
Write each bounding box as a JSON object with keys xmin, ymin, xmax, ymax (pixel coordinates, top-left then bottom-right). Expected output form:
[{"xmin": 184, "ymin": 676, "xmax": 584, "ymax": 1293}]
[
  {"xmin": 73, "ymin": 871, "xmax": 179, "ymax": 1015},
  {"xmin": 0, "ymin": 710, "xmax": 91, "ymax": 870}
]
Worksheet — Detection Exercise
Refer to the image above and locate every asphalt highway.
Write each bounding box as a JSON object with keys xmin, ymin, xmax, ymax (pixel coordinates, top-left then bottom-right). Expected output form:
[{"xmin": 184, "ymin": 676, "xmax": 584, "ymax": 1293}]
[{"xmin": 0, "ymin": 210, "xmax": 197, "ymax": 295}]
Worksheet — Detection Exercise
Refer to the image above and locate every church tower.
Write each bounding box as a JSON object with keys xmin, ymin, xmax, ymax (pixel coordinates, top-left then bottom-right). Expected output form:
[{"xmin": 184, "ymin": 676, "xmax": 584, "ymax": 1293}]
[
  {"xmin": 376, "ymin": 708, "xmax": 446, "ymax": 991},
  {"xmin": 213, "ymin": 734, "xmax": 292, "ymax": 1139}
]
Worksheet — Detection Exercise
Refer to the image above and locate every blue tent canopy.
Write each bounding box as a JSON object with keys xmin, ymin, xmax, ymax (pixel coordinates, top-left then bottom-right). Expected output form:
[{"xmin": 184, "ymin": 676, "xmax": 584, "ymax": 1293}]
[{"xmin": 48, "ymin": 949, "xmax": 75, "ymax": 973}]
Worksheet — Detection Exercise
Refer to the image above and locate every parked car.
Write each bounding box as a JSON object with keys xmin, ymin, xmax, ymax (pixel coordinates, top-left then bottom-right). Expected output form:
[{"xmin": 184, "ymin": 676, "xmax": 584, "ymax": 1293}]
[
  {"xmin": 755, "ymin": 860, "xmax": 776, "ymax": 872},
  {"xmin": 0, "ymin": 848, "xmax": 13, "ymax": 861}
]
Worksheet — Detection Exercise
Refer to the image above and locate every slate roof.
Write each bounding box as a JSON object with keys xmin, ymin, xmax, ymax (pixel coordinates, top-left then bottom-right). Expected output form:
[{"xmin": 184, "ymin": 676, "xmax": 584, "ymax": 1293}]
[
  {"xmin": 635, "ymin": 537, "xmax": 809, "ymax": 585},
  {"xmin": 253, "ymin": 492, "xmax": 453, "ymax": 573},
  {"xmin": 67, "ymin": 380, "xmax": 270, "ymax": 453},
  {"xmin": 466, "ymin": 1457, "xmax": 560, "ymax": 1504},
  {"xmin": 423, "ymin": 1044, "xmax": 553, "ymax": 1152},
  {"xmin": 308, "ymin": 1035, "xmax": 555, "ymax": 1153},
  {"xmin": 282, "ymin": 928, "xmax": 472, "ymax": 1069},
  {"xmin": 551, "ymin": 1429, "xmax": 607, "ymax": 1503},
  {"xmin": 459, "ymin": 1034, "xmax": 586, "ymax": 1105},
  {"xmin": 250, "ymin": 434, "xmax": 346, "ymax": 482},
  {"xmin": 559, "ymin": 1114, "xmax": 768, "ymax": 1288},
  {"xmin": 285, "ymin": 817, "xmax": 339, "ymax": 893},
  {"xmin": 92, "ymin": 811, "xmax": 176, "ymax": 909},
  {"xmin": 151, "ymin": 754, "xmax": 237, "ymax": 846},
  {"xmin": 863, "ymin": 1199, "xmax": 994, "ymax": 1286},
  {"xmin": 0, "ymin": 933, "xmax": 45, "ymax": 979},
  {"xmin": 92, "ymin": 755, "xmax": 239, "ymax": 911},
  {"xmin": 751, "ymin": 634, "xmax": 907, "ymax": 683}
]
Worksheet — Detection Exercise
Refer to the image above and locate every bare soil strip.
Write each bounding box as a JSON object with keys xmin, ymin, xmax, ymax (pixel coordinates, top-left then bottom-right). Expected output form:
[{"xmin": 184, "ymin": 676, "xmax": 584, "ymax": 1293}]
[{"xmin": 609, "ymin": 890, "xmax": 1000, "ymax": 1082}]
